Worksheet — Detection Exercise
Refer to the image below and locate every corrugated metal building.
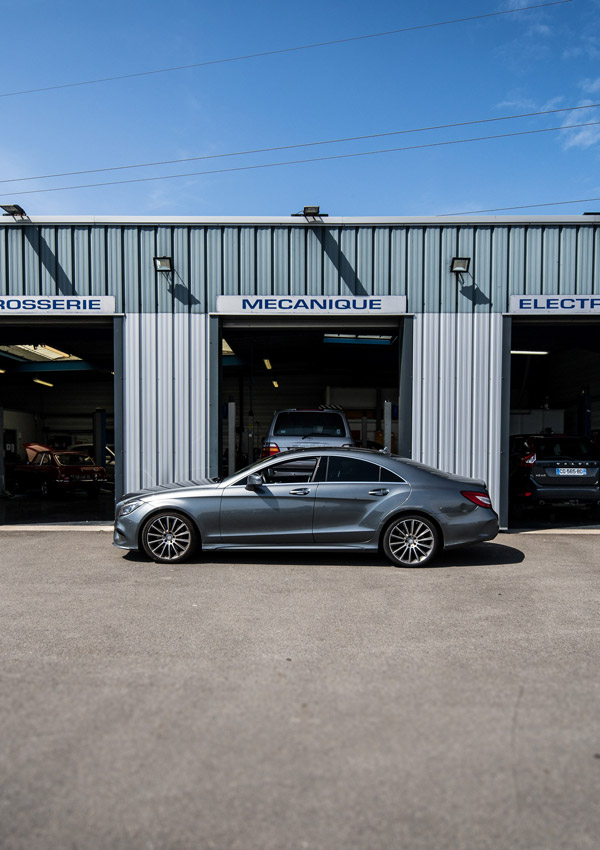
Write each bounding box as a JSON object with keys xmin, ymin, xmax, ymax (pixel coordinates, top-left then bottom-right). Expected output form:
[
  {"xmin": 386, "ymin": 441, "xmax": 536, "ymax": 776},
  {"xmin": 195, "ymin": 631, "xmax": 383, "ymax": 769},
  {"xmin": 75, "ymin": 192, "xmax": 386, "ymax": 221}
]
[{"xmin": 1, "ymin": 213, "xmax": 600, "ymax": 527}]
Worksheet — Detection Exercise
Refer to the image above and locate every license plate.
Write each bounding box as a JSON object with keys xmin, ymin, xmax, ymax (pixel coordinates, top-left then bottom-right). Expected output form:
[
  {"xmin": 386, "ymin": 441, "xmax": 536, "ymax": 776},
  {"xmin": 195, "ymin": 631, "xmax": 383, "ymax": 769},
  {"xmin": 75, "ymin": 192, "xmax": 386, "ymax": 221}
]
[{"xmin": 557, "ymin": 468, "xmax": 586, "ymax": 476}]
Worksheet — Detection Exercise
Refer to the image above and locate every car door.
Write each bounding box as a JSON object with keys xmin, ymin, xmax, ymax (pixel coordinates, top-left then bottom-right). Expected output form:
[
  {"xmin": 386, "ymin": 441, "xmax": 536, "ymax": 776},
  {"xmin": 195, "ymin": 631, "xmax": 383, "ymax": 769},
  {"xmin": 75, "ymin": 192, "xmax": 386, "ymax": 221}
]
[
  {"xmin": 219, "ymin": 456, "xmax": 321, "ymax": 544},
  {"xmin": 313, "ymin": 456, "xmax": 411, "ymax": 543}
]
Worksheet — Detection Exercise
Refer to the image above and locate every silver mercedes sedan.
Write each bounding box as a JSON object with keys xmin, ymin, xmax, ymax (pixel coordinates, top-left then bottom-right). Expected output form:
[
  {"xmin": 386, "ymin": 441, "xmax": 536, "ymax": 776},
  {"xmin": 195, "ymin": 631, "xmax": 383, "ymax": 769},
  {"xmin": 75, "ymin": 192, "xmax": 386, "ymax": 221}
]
[{"xmin": 113, "ymin": 448, "xmax": 498, "ymax": 568}]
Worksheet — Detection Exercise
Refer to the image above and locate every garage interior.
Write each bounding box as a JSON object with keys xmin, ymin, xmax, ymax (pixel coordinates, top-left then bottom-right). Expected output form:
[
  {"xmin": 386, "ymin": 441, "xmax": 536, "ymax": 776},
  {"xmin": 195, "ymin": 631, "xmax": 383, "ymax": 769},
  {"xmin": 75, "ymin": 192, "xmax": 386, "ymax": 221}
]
[
  {"xmin": 219, "ymin": 319, "xmax": 403, "ymax": 474},
  {"xmin": 508, "ymin": 317, "xmax": 600, "ymax": 524},
  {"xmin": 0, "ymin": 319, "xmax": 115, "ymax": 523}
]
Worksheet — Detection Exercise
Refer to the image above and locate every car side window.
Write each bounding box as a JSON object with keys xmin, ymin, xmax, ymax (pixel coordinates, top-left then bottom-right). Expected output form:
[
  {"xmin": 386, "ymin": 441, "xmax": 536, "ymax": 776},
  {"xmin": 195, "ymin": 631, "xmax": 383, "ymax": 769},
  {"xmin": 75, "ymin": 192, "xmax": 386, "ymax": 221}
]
[
  {"xmin": 325, "ymin": 457, "xmax": 382, "ymax": 483},
  {"xmin": 380, "ymin": 466, "xmax": 405, "ymax": 483},
  {"xmin": 262, "ymin": 457, "xmax": 319, "ymax": 484},
  {"xmin": 40, "ymin": 453, "xmax": 51, "ymax": 466}
]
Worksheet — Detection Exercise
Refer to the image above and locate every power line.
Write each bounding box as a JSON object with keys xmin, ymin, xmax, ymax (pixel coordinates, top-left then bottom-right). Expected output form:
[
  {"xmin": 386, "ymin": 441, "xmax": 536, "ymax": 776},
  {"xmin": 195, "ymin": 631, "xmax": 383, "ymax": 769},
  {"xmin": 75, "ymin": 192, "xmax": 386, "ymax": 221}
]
[
  {"xmin": 0, "ymin": 0, "xmax": 574, "ymax": 99},
  {"xmin": 0, "ymin": 100, "xmax": 596, "ymax": 186},
  {"xmin": 1, "ymin": 119, "xmax": 596, "ymax": 198},
  {"xmin": 445, "ymin": 197, "xmax": 600, "ymax": 215}
]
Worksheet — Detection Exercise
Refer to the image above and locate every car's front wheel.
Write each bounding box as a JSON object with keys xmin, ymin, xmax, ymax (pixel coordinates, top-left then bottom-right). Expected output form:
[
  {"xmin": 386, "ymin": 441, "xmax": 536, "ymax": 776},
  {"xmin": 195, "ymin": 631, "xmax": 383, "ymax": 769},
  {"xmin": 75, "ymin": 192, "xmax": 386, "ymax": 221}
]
[
  {"xmin": 141, "ymin": 511, "xmax": 198, "ymax": 563},
  {"xmin": 383, "ymin": 514, "xmax": 439, "ymax": 567}
]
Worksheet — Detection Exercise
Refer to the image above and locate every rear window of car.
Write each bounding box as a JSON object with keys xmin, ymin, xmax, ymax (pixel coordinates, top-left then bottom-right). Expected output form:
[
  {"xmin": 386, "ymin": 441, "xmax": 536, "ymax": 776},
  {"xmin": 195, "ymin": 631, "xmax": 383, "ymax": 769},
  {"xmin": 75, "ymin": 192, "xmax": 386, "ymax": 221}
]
[
  {"xmin": 533, "ymin": 438, "xmax": 600, "ymax": 461},
  {"xmin": 56, "ymin": 454, "xmax": 94, "ymax": 466},
  {"xmin": 273, "ymin": 411, "xmax": 347, "ymax": 437}
]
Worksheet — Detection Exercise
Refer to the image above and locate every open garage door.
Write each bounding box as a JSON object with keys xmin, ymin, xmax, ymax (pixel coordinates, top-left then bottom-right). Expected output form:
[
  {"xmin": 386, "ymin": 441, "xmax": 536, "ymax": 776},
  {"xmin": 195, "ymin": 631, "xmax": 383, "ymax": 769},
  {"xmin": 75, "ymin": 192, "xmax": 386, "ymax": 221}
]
[
  {"xmin": 508, "ymin": 317, "xmax": 600, "ymax": 528},
  {"xmin": 0, "ymin": 318, "xmax": 117, "ymax": 524},
  {"xmin": 218, "ymin": 317, "xmax": 408, "ymax": 475}
]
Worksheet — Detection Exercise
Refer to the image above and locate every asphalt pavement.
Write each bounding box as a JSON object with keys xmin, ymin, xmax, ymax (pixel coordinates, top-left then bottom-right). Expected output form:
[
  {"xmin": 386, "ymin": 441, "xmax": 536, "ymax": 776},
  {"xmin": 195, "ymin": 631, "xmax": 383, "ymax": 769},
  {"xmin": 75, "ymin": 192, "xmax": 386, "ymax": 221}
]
[{"xmin": 1, "ymin": 529, "xmax": 599, "ymax": 850}]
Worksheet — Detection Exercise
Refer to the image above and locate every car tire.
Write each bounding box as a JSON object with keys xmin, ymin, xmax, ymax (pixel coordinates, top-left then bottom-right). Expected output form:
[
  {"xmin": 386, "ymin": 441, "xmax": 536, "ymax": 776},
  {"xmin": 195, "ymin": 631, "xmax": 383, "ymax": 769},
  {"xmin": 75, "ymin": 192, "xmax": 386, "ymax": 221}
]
[
  {"xmin": 141, "ymin": 511, "xmax": 198, "ymax": 564},
  {"xmin": 383, "ymin": 514, "xmax": 439, "ymax": 568},
  {"xmin": 40, "ymin": 480, "xmax": 53, "ymax": 498}
]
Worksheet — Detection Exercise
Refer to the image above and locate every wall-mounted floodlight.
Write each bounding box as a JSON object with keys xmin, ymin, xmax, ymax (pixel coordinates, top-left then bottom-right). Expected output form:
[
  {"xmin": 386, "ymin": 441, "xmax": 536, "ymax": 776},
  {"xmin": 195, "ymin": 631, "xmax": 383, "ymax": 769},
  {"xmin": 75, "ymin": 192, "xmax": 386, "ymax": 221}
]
[
  {"xmin": 450, "ymin": 257, "xmax": 471, "ymax": 274},
  {"xmin": 1, "ymin": 203, "xmax": 27, "ymax": 219},
  {"xmin": 153, "ymin": 256, "xmax": 173, "ymax": 273}
]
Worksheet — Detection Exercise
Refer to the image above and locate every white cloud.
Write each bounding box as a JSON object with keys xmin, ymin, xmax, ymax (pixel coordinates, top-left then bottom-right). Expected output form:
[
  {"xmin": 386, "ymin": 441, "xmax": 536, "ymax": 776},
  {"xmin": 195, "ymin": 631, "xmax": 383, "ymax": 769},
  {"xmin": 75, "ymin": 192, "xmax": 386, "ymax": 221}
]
[
  {"xmin": 561, "ymin": 102, "xmax": 600, "ymax": 149},
  {"xmin": 580, "ymin": 78, "xmax": 600, "ymax": 94}
]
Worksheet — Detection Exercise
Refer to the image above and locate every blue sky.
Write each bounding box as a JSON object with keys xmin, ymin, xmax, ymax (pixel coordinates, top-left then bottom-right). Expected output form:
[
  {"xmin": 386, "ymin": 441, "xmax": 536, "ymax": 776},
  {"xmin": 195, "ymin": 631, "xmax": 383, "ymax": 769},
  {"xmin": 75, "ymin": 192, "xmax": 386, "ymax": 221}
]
[{"xmin": 1, "ymin": 0, "xmax": 599, "ymax": 216}]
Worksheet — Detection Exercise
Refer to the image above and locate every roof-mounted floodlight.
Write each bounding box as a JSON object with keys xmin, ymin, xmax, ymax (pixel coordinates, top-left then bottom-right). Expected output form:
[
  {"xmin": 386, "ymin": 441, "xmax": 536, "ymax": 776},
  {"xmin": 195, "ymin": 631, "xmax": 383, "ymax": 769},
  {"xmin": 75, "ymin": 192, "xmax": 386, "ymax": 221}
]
[
  {"xmin": 1, "ymin": 203, "xmax": 28, "ymax": 219},
  {"xmin": 450, "ymin": 257, "xmax": 471, "ymax": 275},
  {"xmin": 291, "ymin": 205, "xmax": 328, "ymax": 218},
  {"xmin": 153, "ymin": 256, "xmax": 173, "ymax": 273}
]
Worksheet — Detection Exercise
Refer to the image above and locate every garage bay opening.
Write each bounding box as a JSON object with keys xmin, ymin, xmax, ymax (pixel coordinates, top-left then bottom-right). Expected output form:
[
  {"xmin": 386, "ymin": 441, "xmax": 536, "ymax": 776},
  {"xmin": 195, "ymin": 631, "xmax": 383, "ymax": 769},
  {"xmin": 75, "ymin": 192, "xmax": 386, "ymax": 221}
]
[{"xmin": 0, "ymin": 318, "xmax": 116, "ymax": 524}]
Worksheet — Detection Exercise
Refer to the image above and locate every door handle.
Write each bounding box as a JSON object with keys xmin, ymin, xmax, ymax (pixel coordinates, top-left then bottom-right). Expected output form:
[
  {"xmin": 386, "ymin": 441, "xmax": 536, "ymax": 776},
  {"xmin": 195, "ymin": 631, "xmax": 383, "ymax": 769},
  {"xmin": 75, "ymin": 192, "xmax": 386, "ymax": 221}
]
[
  {"xmin": 289, "ymin": 488, "xmax": 311, "ymax": 495},
  {"xmin": 368, "ymin": 488, "xmax": 389, "ymax": 496}
]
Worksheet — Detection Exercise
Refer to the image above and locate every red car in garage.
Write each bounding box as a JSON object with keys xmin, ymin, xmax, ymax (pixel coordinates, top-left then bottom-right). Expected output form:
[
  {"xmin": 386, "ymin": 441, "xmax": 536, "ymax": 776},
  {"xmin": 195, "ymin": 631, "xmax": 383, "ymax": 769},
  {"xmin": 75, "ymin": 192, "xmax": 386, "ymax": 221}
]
[{"xmin": 6, "ymin": 443, "xmax": 106, "ymax": 498}]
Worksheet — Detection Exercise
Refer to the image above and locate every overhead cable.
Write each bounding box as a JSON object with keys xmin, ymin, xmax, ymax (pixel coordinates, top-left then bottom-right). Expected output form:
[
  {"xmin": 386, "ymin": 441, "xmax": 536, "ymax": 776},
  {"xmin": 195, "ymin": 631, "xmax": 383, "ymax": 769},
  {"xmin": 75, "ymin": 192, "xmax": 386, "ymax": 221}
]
[
  {"xmin": 1, "ymin": 118, "xmax": 596, "ymax": 198},
  {"xmin": 0, "ymin": 100, "xmax": 596, "ymax": 185},
  {"xmin": 0, "ymin": 1, "xmax": 574, "ymax": 99}
]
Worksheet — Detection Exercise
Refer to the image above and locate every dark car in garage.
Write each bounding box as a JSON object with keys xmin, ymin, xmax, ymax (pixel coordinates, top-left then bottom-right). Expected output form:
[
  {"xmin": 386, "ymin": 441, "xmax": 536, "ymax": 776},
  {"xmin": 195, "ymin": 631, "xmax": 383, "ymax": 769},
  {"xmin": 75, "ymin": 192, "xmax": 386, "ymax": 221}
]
[
  {"xmin": 6, "ymin": 443, "xmax": 107, "ymax": 497},
  {"xmin": 509, "ymin": 434, "xmax": 600, "ymax": 510}
]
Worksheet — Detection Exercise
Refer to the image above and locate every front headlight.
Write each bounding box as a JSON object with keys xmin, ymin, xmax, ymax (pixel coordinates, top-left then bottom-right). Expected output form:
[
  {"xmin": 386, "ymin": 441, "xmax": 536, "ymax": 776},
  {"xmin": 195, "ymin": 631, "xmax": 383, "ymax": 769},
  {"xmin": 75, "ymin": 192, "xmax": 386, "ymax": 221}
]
[{"xmin": 118, "ymin": 499, "xmax": 143, "ymax": 518}]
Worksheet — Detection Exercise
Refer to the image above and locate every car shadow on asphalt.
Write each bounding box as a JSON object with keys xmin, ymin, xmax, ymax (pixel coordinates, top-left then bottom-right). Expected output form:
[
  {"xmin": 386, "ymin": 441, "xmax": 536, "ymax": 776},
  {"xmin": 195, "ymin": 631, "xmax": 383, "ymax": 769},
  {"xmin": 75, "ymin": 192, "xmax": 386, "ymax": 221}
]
[{"xmin": 122, "ymin": 540, "xmax": 524, "ymax": 570}]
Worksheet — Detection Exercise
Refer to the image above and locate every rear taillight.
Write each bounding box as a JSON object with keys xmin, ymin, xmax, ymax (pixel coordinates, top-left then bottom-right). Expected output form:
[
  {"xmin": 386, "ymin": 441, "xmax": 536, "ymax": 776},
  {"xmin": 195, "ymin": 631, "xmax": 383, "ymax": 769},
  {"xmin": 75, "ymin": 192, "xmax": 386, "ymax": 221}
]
[
  {"xmin": 462, "ymin": 491, "xmax": 492, "ymax": 508},
  {"xmin": 520, "ymin": 453, "xmax": 536, "ymax": 466},
  {"xmin": 261, "ymin": 442, "xmax": 280, "ymax": 458}
]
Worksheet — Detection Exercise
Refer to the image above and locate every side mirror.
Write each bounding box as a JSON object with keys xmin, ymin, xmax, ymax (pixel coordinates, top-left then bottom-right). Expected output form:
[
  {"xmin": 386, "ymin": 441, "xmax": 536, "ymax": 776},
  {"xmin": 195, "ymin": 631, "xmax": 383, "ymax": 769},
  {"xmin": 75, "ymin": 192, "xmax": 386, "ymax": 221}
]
[{"xmin": 246, "ymin": 472, "xmax": 264, "ymax": 490}]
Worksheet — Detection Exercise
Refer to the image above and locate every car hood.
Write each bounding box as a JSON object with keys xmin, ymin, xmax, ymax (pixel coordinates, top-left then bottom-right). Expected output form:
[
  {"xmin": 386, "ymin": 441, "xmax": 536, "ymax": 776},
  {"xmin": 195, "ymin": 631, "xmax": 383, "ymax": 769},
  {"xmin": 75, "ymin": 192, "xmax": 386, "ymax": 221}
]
[{"xmin": 119, "ymin": 478, "xmax": 217, "ymax": 502}]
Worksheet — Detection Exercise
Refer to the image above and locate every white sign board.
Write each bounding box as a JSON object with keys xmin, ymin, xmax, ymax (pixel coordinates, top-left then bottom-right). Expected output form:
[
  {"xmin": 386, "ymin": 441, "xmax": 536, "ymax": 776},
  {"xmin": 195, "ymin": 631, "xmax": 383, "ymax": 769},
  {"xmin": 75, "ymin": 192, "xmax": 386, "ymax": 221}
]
[
  {"xmin": 216, "ymin": 295, "xmax": 407, "ymax": 315},
  {"xmin": 0, "ymin": 295, "xmax": 117, "ymax": 316},
  {"xmin": 509, "ymin": 295, "xmax": 600, "ymax": 315}
]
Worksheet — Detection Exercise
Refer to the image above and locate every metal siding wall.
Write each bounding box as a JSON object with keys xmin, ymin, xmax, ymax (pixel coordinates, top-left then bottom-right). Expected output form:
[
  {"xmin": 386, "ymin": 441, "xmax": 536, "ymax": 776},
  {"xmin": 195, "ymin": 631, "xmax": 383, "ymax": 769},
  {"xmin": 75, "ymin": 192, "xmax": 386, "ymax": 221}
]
[
  {"xmin": 122, "ymin": 313, "xmax": 210, "ymax": 491},
  {"xmin": 412, "ymin": 312, "xmax": 503, "ymax": 511}
]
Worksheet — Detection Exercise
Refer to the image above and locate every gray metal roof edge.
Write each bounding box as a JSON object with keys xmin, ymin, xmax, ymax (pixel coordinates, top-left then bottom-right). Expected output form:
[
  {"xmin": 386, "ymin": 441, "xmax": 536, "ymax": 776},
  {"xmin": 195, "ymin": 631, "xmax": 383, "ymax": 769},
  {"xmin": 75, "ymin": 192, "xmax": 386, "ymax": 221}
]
[{"xmin": 1, "ymin": 214, "xmax": 599, "ymax": 226}]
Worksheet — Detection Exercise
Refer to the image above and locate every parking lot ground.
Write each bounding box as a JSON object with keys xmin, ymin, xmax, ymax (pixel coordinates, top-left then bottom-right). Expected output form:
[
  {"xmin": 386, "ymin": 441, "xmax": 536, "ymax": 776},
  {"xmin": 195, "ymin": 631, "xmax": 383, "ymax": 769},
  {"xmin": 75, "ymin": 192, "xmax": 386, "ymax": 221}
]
[{"xmin": 1, "ymin": 530, "xmax": 599, "ymax": 850}]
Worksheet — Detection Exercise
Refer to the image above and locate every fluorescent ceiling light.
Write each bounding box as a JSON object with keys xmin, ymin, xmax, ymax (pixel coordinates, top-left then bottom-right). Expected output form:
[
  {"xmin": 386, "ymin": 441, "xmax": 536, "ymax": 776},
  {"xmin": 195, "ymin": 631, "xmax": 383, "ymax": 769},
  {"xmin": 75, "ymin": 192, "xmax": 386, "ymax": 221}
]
[
  {"xmin": 272, "ymin": 380, "xmax": 279, "ymax": 388},
  {"xmin": 9, "ymin": 344, "xmax": 80, "ymax": 361},
  {"xmin": 263, "ymin": 358, "xmax": 272, "ymax": 370},
  {"xmin": 510, "ymin": 350, "xmax": 549, "ymax": 355},
  {"xmin": 0, "ymin": 368, "xmax": 5, "ymax": 374},
  {"xmin": 33, "ymin": 378, "xmax": 53, "ymax": 387},
  {"xmin": 323, "ymin": 333, "xmax": 393, "ymax": 345}
]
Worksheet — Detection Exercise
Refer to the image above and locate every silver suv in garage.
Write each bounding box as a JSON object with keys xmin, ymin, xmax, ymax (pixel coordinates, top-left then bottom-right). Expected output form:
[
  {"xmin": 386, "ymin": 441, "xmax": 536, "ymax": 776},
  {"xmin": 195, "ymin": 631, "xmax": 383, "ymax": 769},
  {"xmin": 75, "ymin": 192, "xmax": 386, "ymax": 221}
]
[{"xmin": 262, "ymin": 408, "xmax": 354, "ymax": 457}]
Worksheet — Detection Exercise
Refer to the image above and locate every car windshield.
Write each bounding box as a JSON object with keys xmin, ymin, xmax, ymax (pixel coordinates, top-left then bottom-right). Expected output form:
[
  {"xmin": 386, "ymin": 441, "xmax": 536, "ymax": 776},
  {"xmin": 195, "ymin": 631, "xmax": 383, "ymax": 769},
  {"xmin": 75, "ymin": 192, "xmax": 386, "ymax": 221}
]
[
  {"xmin": 56, "ymin": 453, "xmax": 95, "ymax": 466},
  {"xmin": 273, "ymin": 411, "xmax": 345, "ymax": 437},
  {"xmin": 533, "ymin": 438, "xmax": 600, "ymax": 461}
]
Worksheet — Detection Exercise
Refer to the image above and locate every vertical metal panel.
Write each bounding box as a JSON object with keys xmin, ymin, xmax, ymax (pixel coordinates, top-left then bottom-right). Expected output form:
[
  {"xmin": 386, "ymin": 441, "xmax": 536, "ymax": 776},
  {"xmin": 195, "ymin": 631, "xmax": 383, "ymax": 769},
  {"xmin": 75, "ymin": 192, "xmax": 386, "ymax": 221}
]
[
  {"xmin": 440, "ymin": 227, "xmax": 458, "ymax": 313},
  {"xmin": 256, "ymin": 228, "xmax": 272, "ymax": 293},
  {"xmin": 7, "ymin": 228, "xmax": 24, "ymax": 295},
  {"xmin": 156, "ymin": 314, "xmax": 173, "ymax": 483},
  {"xmin": 542, "ymin": 227, "xmax": 560, "ymax": 293},
  {"xmin": 124, "ymin": 227, "xmax": 142, "ymax": 313},
  {"xmin": 526, "ymin": 226, "xmax": 543, "ymax": 294},
  {"xmin": 173, "ymin": 227, "xmax": 190, "ymax": 314},
  {"xmin": 73, "ymin": 228, "xmax": 90, "ymax": 295},
  {"xmin": 338, "ymin": 228, "xmax": 357, "ymax": 295},
  {"xmin": 206, "ymin": 228, "xmax": 222, "ymax": 309},
  {"xmin": 56, "ymin": 227, "xmax": 74, "ymax": 294},
  {"xmin": 457, "ymin": 227, "xmax": 475, "ymax": 313},
  {"xmin": 305, "ymin": 229, "xmax": 322, "ymax": 295},
  {"xmin": 23, "ymin": 227, "xmax": 40, "ymax": 295},
  {"xmin": 474, "ymin": 227, "xmax": 492, "ymax": 313},
  {"xmin": 508, "ymin": 227, "xmax": 525, "ymax": 299},
  {"xmin": 423, "ymin": 228, "xmax": 441, "ymax": 313},
  {"xmin": 272, "ymin": 228, "xmax": 289, "ymax": 294},
  {"xmin": 356, "ymin": 228, "xmax": 373, "ymax": 294},
  {"xmin": 239, "ymin": 228, "xmax": 255, "ymax": 295},
  {"xmin": 40, "ymin": 227, "xmax": 56, "ymax": 295},
  {"xmin": 189, "ymin": 228, "xmax": 206, "ymax": 310},
  {"xmin": 173, "ymin": 313, "xmax": 190, "ymax": 480},
  {"xmin": 406, "ymin": 228, "xmax": 424, "ymax": 312},
  {"xmin": 373, "ymin": 228, "xmax": 389, "ymax": 295},
  {"xmin": 491, "ymin": 228, "xmax": 508, "ymax": 314},
  {"xmin": 289, "ymin": 228, "xmax": 305, "ymax": 295},
  {"xmin": 412, "ymin": 312, "xmax": 503, "ymax": 510},
  {"xmin": 156, "ymin": 227, "xmax": 173, "ymax": 313},
  {"xmin": 106, "ymin": 228, "xmax": 124, "ymax": 307},
  {"xmin": 90, "ymin": 227, "xmax": 109, "ymax": 305},
  {"xmin": 223, "ymin": 228, "xmax": 240, "ymax": 295},
  {"xmin": 322, "ymin": 228, "xmax": 339, "ymax": 294},
  {"xmin": 576, "ymin": 227, "xmax": 594, "ymax": 293},
  {"xmin": 139, "ymin": 313, "xmax": 157, "ymax": 489},
  {"xmin": 123, "ymin": 314, "xmax": 141, "ymax": 489},
  {"xmin": 190, "ymin": 314, "xmax": 209, "ymax": 478},
  {"xmin": 559, "ymin": 227, "xmax": 577, "ymax": 292},
  {"xmin": 389, "ymin": 228, "xmax": 406, "ymax": 298}
]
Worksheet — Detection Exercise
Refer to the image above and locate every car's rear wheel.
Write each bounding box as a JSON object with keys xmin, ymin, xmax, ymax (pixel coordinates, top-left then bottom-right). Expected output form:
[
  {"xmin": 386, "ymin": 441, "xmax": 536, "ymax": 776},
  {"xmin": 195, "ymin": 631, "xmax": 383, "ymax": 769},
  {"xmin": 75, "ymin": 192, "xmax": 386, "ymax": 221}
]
[
  {"xmin": 383, "ymin": 514, "xmax": 439, "ymax": 567},
  {"xmin": 141, "ymin": 511, "xmax": 198, "ymax": 563},
  {"xmin": 40, "ymin": 480, "xmax": 53, "ymax": 498}
]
